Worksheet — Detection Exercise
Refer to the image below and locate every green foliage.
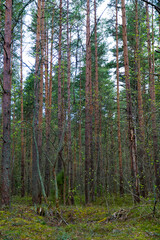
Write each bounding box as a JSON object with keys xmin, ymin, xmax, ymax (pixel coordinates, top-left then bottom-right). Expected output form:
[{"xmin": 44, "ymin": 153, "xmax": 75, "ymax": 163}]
[{"xmin": 0, "ymin": 197, "xmax": 160, "ymax": 239}]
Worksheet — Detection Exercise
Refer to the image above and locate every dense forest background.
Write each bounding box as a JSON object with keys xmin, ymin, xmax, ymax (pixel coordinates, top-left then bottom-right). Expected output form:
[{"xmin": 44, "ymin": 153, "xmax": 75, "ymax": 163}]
[{"xmin": 0, "ymin": 0, "xmax": 160, "ymax": 208}]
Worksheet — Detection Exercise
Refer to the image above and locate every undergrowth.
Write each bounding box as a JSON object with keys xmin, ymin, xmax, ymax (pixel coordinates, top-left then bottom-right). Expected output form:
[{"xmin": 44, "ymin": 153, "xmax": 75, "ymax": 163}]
[{"xmin": 0, "ymin": 195, "xmax": 159, "ymax": 239}]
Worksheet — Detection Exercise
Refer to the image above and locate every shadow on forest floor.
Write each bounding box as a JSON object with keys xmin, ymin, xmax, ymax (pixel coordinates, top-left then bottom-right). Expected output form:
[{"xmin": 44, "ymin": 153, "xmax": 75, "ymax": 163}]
[{"xmin": 0, "ymin": 195, "xmax": 160, "ymax": 239}]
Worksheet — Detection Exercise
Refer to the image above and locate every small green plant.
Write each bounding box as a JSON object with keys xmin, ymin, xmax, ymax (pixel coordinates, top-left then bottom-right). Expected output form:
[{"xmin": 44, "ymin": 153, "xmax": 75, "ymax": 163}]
[{"xmin": 56, "ymin": 232, "xmax": 71, "ymax": 240}]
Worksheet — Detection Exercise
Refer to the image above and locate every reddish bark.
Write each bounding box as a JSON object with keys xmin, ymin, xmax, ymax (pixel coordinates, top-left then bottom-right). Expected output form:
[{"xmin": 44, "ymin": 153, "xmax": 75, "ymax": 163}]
[
  {"xmin": 116, "ymin": 0, "xmax": 124, "ymax": 195},
  {"xmin": 44, "ymin": 24, "xmax": 50, "ymax": 197},
  {"xmin": 146, "ymin": 3, "xmax": 160, "ymax": 196},
  {"xmin": 58, "ymin": 0, "xmax": 62, "ymax": 172},
  {"xmin": 45, "ymin": 8, "xmax": 54, "ymax": 196},
  {"xmin": 38, "ymin": 0, "xmax": 45, "ymax": 195},
  {"xmin": 94, "ymin": 0, "xmax": 100, "ymax": 196},
  {"xmin": 135, "ymin": 0, "xmax": 146, "ymax": 197},
  {"xmin": 121, "ymin": 0, "xmax": 140, "ymax": 202}
]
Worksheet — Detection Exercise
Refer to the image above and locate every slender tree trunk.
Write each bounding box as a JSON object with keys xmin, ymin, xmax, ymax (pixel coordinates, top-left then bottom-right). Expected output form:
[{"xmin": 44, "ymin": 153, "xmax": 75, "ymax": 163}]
[
  {"xmin": 85, "ymin": 0, "xmax": 91, "ymax": 204},
  {"xmin": 58, "ymin": 0, "xmax": 62, "ymax": 173},
  {"xmin": 121, "ymin": 0, "xmax": 140, "ymax": 202},
  {"xmin": 44, "ymin": 24, "xmax": 50, "ymax": 197},
  {"xmin": 89, "ymin": 26, "xmax": 94, "ymax": 202},
  {"xmin": 45, "ymin": 8, "xmax": 54, "ymax": 196},
  {"xmin": 1, "ymin": 0, "xmax": 12, "ymax": 207},
  {"xmin": 78, "ymin": 66, "xmax": 82, "ymax": 187},
  {"xmin": 67, "ymin": 0, "xmax": 74, "ymax": 204},
  {"xmin": 146, "ymin": 3, "xmax": 160, "ymax": 196},
  {"xmin": 30, "ymin": 128, "xmax": 33, "ymax": 195},
  {"xmin": 32, "ymin": 0, "xmax": 42, "ymax": 204},
  {"xmin": 116, "ymin": 0, "xmax": 124, "ymax": 196},
  {"xmin": 20, "ymin": 12, "xmax": 25, "ymax": 197},
  {"xmin": 11, "ymin": 98, "xmax": 15, "ymax": 196},
  {"xmin": 94, "ymin": 0, "xmax": 101, "ymax": 197},
  {"xmin": 146, "ymin": 4, "xmax": 160, "ymax": 196},
  {"xmin": 135, "ymin": 0, "xmax": 146, "ymax": 197},
  {"xmin": 37, "ymin": 0, "xmax": 45, "ymax": 200}
]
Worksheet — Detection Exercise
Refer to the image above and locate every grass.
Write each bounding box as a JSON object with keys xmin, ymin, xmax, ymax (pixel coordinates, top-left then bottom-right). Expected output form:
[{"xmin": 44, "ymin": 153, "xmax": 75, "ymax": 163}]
[{"xmin": 0, "ymin": 195, "xmax": 160, "ymax": 239}]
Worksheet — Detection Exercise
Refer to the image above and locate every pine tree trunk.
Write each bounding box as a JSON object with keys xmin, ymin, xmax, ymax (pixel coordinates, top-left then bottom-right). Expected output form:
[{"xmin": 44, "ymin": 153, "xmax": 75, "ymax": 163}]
[
  {"xmin": 89, "ymin": 37, "xmax": 94, "ymax": 202},
  {"xmin": 121, "ymin": 0, "xmax": 140, "ymax": 202},
  {"xmin": 44, "ymin": 24, "xmax": 50, "ymax": 197},
  {"xmin": 1, "ymin": 0, "xmax": 12, "ymax": 206},
  {"xmin": 58, "ymin": 0, "xmax": 62, "ymax": 173},
  {"xmin": 20, "ymin": 13, "xmax": 25, "ymax": 197},
  {"xmin": 94, "ymin": 0, "xmax": 99, "ymax": 200},
  {"xmin": 67, "ymin": 0, "xmax": 74, "ymax": 204},
  {"xmin": 85, "ymin": 0, "xmax": 91, "ymax": 204},
  {"xmin": 146, "ymin": 3, "xmax": 160, "ymax": 196},
  {"xmin": 116, "ymin": 0, "xmax": 124, "ymax": 196},
  {"xmin": 37, "ymin": 0, "xmax": 45, "ymax": 200},
  {"xmin": 135, "ymin": 0, "xmax": 146, "ymax": 198},
  {"xmin": 44, "ymin": 8, "xmax": 54, "ymax": 196},
  {"xmin": 32, "ymin": 0, "xmax": 42, "ymax": 204},
  {"xmin": 78, "ymin": 66, "xmax": 82, "ymax": 191}
]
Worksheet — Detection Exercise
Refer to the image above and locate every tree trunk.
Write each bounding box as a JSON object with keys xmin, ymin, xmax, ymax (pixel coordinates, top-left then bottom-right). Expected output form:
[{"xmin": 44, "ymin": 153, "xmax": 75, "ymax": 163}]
[
  {"xmin": 85, "ymin": 0, "xmax": 91, "ymax": 204},
  {"xmin": 1, "ymin": 0, "xmax": 12, "ymax": 207},
  {"xmin": 67, "ymin": 0, "xmax": 74, "ymax": 204},
  {"xmin": 116, "ymin": 0, "xmax": 124, "ymax": 196},
  {"xmin": 146, "ymin": 3, "xmax": 160, "ymax": 197},
  {"xmin": 58, "ymin": 0, "xmax": 62, "ymax": 173},
  {"xmin": 37, "ymin": 0, "xmax": 45, "ymax": 200},
  {"xmin": 32, "ymin": 0, "xmax": 42, "ymax": 204},
  {"xmin": 44, "ymin": 8, "xmax": 54, "ymax": 196},
  {"xmin": 20, "ymin": 12, "xmax": 25, "ymax": 198},
  {"xmin": 121, "ymin": 0, "xmax": 140, "ymax": 202},
  {"xmin": 135, "ymin": 0, "xmax": 146, "ymax": 198},
  {"xmin": 44, "ymin": 25, "xmax": 49, "ymax": 197}
]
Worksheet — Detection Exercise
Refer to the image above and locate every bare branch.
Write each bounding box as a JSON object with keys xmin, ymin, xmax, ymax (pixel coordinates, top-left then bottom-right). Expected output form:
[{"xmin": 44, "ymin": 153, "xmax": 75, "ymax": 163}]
[{"xmin": 140, "ymin": 0, "xmax": 160, "ymax": 13}]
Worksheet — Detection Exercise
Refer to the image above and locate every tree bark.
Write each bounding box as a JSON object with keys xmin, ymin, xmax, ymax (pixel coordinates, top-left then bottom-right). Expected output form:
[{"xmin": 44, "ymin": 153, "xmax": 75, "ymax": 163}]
[
  {"xmin": 44, "ymin": 7, "xmax": 54, "ymax": 196},
  {"xmin": 146, "ymin": 3, "xmax": 160, "ymax": 197},
  {"xmin": 32, "ymin": 0, "xmax": 42, "ymax": 204},
  {"xmin": 58, "ymin": 0, "xmax": 63, "ymax": 173},
  {"xmin": 85, "ymin": 0, "xmax": 91, "ymax": 204},
  {"xmin": 94, "ymin": 0, "xmax": 99, "ymax": 200},
  {"xmin": 37, "ymin": 0, "xmax": 45, "ymax": 199},
  {"xmin": 20, "ymin": 12, "xmax": 25, "ymax": 198},
  {"xmin": 1, "ymin": 0, "xmax": 12, "ymax": 207},
  {"xmin": 121, "ymin": 0, "xmax": 140, "ymax": 202},
  {"xmin": 116, "ymin": 0, "xmax": 124, "ymax": 196},
  {"xmin": 67, "ymin": 0, "xmax": 74, "ymax": 204},
  {"xmin": 44, "ymin": 23, "xmax": 49, "ymax": 197},
  {"xmin": 135, "ymin": 0, "xmax": 146, "ymax": 198}
]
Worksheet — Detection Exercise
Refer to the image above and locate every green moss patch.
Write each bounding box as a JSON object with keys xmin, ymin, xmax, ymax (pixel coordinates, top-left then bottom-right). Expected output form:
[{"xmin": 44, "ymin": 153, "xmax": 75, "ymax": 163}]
[{"xmin": 0, "ymin": 197, "xmax": 159, "ymax": 239}]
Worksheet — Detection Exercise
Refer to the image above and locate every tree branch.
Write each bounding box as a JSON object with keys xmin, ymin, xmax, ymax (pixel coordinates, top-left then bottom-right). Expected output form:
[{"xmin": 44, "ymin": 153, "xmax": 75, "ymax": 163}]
[{"xmin": 141, "ymin": 0, "xmax": 160, "ymax": 13}]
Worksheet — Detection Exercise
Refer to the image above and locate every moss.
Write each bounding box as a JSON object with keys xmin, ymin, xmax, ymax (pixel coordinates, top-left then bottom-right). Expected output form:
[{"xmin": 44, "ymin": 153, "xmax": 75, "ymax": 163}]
[{"xmin": 0, "ymin": 196, "xmax": 159, "ymax": 240}]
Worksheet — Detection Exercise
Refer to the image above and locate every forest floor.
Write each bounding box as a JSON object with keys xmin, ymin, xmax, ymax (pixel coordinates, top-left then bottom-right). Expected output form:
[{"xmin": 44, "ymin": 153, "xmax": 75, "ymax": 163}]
[{"xmin": 0, "ymin": 195, "xmax": 160, "ymax": 240}]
